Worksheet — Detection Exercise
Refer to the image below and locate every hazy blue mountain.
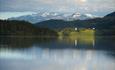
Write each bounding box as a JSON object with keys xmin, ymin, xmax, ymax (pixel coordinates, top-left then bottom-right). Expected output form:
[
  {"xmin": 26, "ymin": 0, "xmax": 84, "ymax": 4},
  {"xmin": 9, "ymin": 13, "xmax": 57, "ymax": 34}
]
[{"xmin": 8, "ymin": 12, "xmax": 96, "ymax": 23}]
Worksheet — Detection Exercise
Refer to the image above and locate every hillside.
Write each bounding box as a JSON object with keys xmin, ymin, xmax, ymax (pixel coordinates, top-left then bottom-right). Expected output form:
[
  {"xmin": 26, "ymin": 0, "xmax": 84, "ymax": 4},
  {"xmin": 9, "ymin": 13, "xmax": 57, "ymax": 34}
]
[
  {"xmin": 96, "ymin": 11, "xmax": 115, "ymax": 35},
  {"xmin": 104, "ymin": 12, "xmax": 115, "ymax": 18},
  {"xmin": 36, "ymin": 12, "xmax": 115, "ymax": 35},
  {"xmin": 0, "ymin": 20, "xmax": 58, "ymax": 37},
  {"xmin": 35, "ymin": 19, "xmax": 99, "ymax": 30}
]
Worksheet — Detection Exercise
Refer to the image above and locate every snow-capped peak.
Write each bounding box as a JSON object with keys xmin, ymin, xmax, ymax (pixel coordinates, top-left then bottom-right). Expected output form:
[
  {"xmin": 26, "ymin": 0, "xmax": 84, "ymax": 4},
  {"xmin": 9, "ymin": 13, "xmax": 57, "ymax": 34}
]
[
  {"xmin": 41, "ymin": 12, "xmax": 59, "ymax": 17},
  {"xmin": 85, "ymin": 14, "xmax": 95, "ymax": 18},
  {"xmin": 41, "ymin": 12, "xmax": 50, "ymax": 17},
  {"xmin": 72, "ymin": 12, "xmax": 81, "ymax": 18},
  {"xmin": 67, "ymin": 12, "xmax": 96, "ymax": 21}
]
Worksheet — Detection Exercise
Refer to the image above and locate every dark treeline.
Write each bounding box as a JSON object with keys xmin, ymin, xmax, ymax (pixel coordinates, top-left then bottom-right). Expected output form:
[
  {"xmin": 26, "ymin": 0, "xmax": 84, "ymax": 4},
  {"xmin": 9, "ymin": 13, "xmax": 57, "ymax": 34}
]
[
  {"xmin": 0, "ymin": 20, "xmax": 58, "ymax": 37},
  {"xmin": 35, "ymin": 19, "xmax": 96, "ymax": 29}
]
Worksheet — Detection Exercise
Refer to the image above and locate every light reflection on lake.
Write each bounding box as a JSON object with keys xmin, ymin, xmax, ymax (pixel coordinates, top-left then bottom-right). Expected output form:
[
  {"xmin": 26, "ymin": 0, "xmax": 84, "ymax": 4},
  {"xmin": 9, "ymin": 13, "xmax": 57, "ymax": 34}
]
[{"xmin": 0, "ymin": 36, "xmax": 115, "ymax": 70}]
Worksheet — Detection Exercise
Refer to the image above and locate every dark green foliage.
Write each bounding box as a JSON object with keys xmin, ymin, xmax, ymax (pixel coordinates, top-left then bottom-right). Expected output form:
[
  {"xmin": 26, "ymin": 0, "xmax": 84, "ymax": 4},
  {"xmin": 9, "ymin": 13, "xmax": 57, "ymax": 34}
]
[
  {"xmin": 35, "ymin": 19, "xmax": 96, "ymax": 29},
  {"xmin": 0, "ymin": 20, "xmax": 58, "ymax": 37},
  {"xmin": 95, "ymin": 12, "xmax": 115, "ymax": 35}
]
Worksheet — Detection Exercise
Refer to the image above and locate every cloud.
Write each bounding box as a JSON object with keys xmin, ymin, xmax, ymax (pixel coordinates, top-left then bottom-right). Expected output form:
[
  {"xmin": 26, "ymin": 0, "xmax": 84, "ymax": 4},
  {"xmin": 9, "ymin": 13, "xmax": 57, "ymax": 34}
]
[{"xmin": 0, "ymin": 0, "xmax": 115, "ymax": 14}]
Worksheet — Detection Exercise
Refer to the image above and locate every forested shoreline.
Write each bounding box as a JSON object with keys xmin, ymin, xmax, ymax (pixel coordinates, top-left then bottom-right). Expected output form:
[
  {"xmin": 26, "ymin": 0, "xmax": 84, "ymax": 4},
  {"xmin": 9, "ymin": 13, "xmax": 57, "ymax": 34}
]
[{"xmin": 0, "ymin": 20, "xmax": 58, "ymax": 37}]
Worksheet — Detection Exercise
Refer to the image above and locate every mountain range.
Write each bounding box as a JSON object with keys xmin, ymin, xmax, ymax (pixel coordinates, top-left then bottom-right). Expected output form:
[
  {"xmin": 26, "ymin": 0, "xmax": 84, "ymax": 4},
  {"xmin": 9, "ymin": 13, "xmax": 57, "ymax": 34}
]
[
  {"xmin": 1, "ymin": 11, "xmax": 115, "ymax": 36},
  {"xmin": 8, "ymin": 12, "xmax": 97, "ymax": 23},
  {"xmin": 35, "ymin": 12, "xmax": 115, "ymax": 31}
]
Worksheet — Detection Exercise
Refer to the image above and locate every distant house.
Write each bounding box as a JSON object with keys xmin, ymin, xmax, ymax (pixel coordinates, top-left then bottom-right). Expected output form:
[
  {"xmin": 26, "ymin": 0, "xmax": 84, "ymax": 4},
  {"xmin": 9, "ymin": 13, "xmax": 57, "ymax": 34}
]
[
  {"xmin": 75, "ymin": 28, "xmax": 78, "ymax": 31},
  {"xmin": 92, "ymin": 28, "xmax": 95, "ymax": 30}
]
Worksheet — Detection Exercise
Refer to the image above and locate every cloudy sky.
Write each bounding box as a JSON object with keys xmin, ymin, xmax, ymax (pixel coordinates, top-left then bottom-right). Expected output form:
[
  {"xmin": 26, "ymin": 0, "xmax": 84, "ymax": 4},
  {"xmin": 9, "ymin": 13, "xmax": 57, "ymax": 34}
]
[{"xmin": 0, "ymin": 0, "xmax": 115, "ymax": 19}]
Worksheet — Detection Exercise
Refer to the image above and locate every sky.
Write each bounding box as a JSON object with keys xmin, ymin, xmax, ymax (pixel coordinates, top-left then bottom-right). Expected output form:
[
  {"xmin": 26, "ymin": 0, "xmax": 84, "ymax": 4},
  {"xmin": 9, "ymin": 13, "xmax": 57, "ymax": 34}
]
[{"xmin": 0, "ymin": 0, "xmax": 115, "ymax": 19}]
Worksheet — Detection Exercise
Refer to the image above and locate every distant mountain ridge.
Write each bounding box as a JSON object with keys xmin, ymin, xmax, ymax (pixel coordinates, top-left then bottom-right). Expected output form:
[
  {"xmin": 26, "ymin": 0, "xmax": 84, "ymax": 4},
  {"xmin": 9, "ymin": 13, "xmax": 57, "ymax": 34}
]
[
  {"xmin": 35, "ymin": 11, "xmax": 115, "ymax": 30},
  {"xmin": 35, "ymin": 19, "xmax": 98, "ymax": 29},
  {"xmin": 104, "ymin": 12, "xmax": 115, "ymax": 18},
  {"xmin": 8, "ymin": 12, "xmax": 97, "ymax": 23}
]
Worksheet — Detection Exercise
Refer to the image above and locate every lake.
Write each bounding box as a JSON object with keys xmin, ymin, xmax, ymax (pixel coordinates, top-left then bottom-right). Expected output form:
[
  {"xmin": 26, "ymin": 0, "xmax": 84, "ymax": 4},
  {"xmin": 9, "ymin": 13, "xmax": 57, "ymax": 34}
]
[{"xmin": 0, "ymin": 36, "xmax": 115, "ymax": 70}]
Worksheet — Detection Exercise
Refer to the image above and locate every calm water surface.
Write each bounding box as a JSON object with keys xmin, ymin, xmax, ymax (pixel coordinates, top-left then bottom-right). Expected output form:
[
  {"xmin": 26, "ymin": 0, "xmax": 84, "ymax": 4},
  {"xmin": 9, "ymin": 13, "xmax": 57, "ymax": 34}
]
[{"xmin": 0, "ymin": 36, "xmax": 115, "ymax": 70}]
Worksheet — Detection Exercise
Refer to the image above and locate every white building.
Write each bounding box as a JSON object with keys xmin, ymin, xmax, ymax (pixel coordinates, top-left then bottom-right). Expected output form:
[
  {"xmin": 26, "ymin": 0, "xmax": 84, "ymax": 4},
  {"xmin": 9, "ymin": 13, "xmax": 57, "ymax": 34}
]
[{"xmin": 75, "ymin": 28, "xmax": 78, "ymax": 30}]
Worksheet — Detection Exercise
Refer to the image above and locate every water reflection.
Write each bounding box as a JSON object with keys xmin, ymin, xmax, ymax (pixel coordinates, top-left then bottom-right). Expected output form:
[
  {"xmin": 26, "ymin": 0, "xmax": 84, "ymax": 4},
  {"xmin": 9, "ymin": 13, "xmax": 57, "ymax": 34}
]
[
  {"xmin": 0, "ymin": 36, "xmax": 115, "ymax": 50},
  {"xmin": 0, "ymin": 36, "xmax": 115, "ymax": 70},
  {"xmin": 95, "ymin": 36, "xmax": 115, "ymax": 50},
  {"xmin": 58, "ymin": 35, "xmax": 95, "ymax": 49},
  {"xmin": 0, "ymin": 37, "xmax": 57, "ymax": 49},
  {"xmin": 0, "ymin": 49, "xmax": 115, "ymax": 70}
]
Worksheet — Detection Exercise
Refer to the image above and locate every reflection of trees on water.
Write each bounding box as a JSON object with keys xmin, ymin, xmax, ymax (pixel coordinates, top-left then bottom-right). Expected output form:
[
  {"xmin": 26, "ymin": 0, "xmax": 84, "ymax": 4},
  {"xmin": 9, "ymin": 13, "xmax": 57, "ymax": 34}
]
[
  {"xmin": 95, "ymin": 36, "xmax": 115, "ymax": 51},
  {"xmin": 58, "ymin": 35, "xmax": 95, "ymax": 49},
  {"xmin": 0, "ymin": 36, "xmax": 115, "ymax": 50},
  {"xmin": 58, "ymin": 35, "xmax": 115, "ymax": 50},
  {"xmin": 0, "ymin": 37, "xmax": 57, "ymax": 49}
]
